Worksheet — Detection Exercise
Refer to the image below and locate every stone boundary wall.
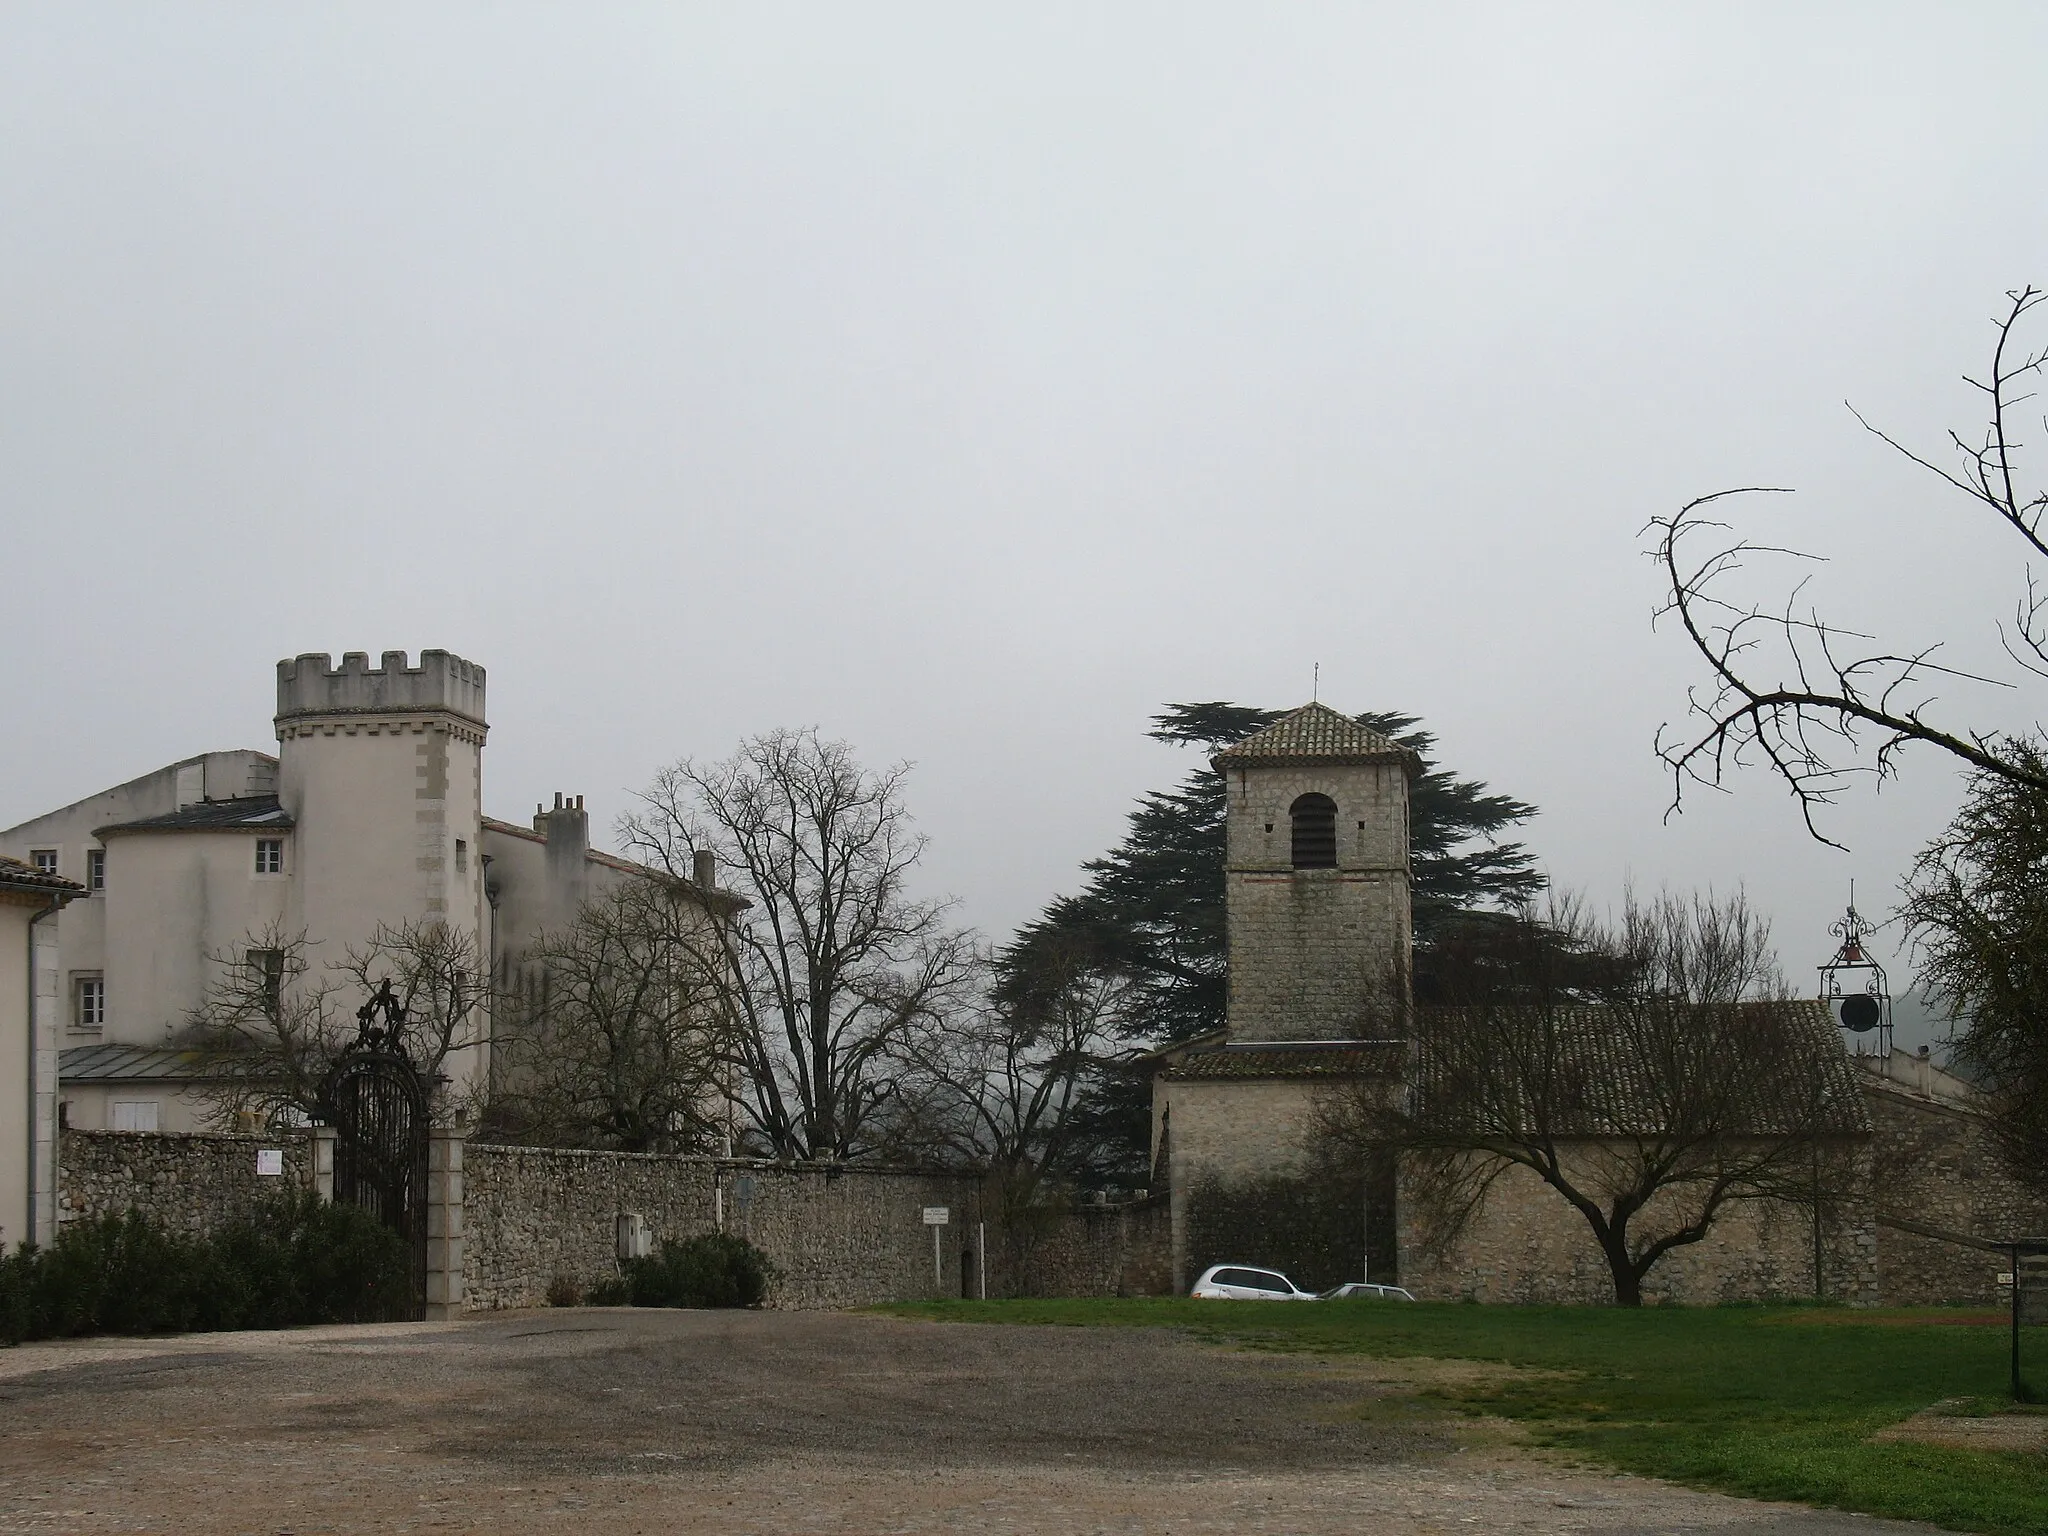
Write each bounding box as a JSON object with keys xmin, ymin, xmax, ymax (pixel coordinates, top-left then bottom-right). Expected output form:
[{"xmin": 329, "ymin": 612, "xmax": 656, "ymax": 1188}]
[
  {"xmin": 58, "ymin": 1129, "xmax": 310, "ymax": 1236},
  {"xmin": 462, "ymin": 1144, "xmax": 989, "ymax": 1311},
  {"xmin": 52, "ymin": 1129, "xmax": 1161, "ymax": 1310},
  {"xmin": 1002, "ymin": 1197, "xmax": 1171, "ymax": 1298},
  {"xmin": 1866, "ymin": 1080, "xmax": 2048, "ymax": 1305},
  {"xmin": 1397, "ymin": 1147, "xmax": 1879, "ymax": 1306}
]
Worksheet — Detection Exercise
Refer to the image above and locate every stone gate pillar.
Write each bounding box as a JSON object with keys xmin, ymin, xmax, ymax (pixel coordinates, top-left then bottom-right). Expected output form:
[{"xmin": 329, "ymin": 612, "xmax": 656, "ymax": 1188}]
[
  {"xmin": 308, "ymin": 1124, "xmax": 336, "ymax": 1201},
  {"xmin": 425, "ymin": 1132, "xmax": 465, "ymax": 1321}
]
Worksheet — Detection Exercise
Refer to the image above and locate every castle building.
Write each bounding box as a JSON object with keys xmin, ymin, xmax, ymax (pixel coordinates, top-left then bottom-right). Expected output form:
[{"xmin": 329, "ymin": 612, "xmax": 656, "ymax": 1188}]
[{"xmin": 0, "ymin": 650, "xmax": 724, "ymax": 1157}]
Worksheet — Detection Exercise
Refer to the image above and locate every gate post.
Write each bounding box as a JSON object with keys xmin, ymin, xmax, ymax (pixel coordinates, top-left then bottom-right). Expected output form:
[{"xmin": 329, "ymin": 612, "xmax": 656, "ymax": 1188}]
[
  {"xmin": 308, "ymin": 1124, "xmax": 337, "ymax": 1202},
  {"xmin": 424, "ymin": 1132, "xmax": 465, "ymax": 1321}
]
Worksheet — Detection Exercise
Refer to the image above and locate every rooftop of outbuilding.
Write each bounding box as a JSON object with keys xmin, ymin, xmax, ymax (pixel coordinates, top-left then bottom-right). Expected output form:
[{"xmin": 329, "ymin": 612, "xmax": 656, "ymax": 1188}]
[
  {"xmin": 0, "ymin": 854, "xmax": 86, "ymax": 897},
  {"xmin": 59, "ymin": 1044, "xmax": 238, "ymax": 1082},
  {"xmin": 95, "ymin": 797, "xmax": 294, "ymax": 837},
  {"xmin": 1163, "ymin": 1039, "xmax": 1405, "ymax": 1080}
]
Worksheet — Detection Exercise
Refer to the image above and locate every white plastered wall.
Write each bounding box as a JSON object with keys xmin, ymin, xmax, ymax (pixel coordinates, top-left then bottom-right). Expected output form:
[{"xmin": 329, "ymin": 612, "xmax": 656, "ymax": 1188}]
[
  {"xmin": 100, "ymin": 832, "xmax": 291, "ymax": 1044},
  {"xmin": 278, "ymin": 720, "xmax": 489, "ymax": 1102}
]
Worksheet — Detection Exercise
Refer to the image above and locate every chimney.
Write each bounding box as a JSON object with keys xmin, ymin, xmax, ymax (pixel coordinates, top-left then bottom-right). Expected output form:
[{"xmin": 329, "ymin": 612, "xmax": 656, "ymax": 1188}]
[
  {"xmin": 542, "ymin": 792, "xmax": 591, "ymax": 926},
  {"xmin": 693, "ymin": 849, "xmax": 717, "ymax": 890}
]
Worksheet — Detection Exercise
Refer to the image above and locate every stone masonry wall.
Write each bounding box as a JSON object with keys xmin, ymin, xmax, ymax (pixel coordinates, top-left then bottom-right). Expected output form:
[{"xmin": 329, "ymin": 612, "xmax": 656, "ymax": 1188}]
[
  {"xmin": 1002, "ymin": 1197, "xmax": 1172, "ymax": 1298},
  {"xmin": 1865, "ymin": 1078, "xmax": 2048, "ymax": 1305},
  {"xmin": 1224, "ymin": 760, "xmax": 1409, "ymax": 1042},
  {"xmin": 52, "ymin": 1129, "xmax": 1157, "ymax": 1310},
  {"xmin": 462, "ymin": 1145, "xmax": 989, "ymax": 1310},
  {"xmin": 1397, "ymin": 1146, "xmax": 1879, "ymax": 1306},
  {"xmin": 1225, "ymin": 873, "xmax": 1406, "ymax": 1042},
  {"xmin": 58, "ymin": 1129, "xmax": 310, "ymax": 1236}
]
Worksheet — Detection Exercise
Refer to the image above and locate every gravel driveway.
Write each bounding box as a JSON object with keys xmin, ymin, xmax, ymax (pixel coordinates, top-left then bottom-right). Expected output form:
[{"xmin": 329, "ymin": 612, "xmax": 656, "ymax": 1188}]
[{"xmin": 0, "ymin": 1310, "xmax": 1947, "ymax": 1534}]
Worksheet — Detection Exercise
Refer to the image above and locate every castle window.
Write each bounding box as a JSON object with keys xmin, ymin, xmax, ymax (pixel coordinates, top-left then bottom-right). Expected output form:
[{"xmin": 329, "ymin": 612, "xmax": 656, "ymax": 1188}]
[
  {"xmin": 75, "ymin": 975, "xmax": 105, "ymax": 1029},
  {"xmin": 246, "ymin": 949, "xmax": 284, "ymax": 1016},
  {"xmin": 87, "ymin": 848, "xmax": 105, "ymax": 891},
  {"xmin": 1290, "ymin": 793, "xmax": 1337, "ymax": 869},
  {"xmin": 455, "ymin": 839, "xmax": 468, "ymax": 873},
  {"xmin": 111, "ymin": 1101, "xmax": 159, "ymax": 1133},
  {"xmin": 30, "ymin": 849, "xmax": 57, "ymax": 876},
  {"xmin": 254, "ymin": 838, "xmax": 284, "ymax": 875}
]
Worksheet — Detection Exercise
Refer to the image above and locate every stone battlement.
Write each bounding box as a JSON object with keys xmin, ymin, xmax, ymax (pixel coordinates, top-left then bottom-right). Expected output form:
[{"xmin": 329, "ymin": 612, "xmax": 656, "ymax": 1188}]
[{"xmin": 275, "ymin": 650, "xmax": 486, "ymax": 728}]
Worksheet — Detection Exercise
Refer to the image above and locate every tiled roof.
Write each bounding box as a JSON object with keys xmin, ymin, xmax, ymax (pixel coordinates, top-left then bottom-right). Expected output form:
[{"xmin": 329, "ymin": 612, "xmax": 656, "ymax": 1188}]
[
  {"xmin": 1165, "ymin": 1039, "xmax": 1405, "ymax": 1080},
  {"xmin": 1213, "ymin": 703, "xmax": 1419, "ymax": 771},
  {"xmin": 0, "ymin": 855, "xmax": 86, "ymax": 897},
  {"xmin": 1409, "ymin": 999, "xmax": 1870, "ymax": 1137},
  {"xmin": 59, "ymin": 1044, "xmax": 241, "ymax": 1082},
  {"xmin": 96, "ymin": 797, "xmax": 295, "ymax": 837}
]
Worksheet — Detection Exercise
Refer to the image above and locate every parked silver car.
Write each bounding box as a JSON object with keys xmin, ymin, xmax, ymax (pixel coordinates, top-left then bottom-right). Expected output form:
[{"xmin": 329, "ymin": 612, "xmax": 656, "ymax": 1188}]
[
  {"xmin": 1318, "ymin": 1282, "xmax": 1415, "ymax": 1301},
  {"xmin": 1189, "ymin": 1264, "xmax": 1318, "ymax": 1300}
]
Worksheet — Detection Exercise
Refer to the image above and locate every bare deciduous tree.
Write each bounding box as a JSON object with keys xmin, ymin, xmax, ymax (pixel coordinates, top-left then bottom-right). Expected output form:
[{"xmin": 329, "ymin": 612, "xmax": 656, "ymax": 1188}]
[
  {"xmin": 894, "ymin": 935, "xmax": 1139, "ymax": 1212},
  {"xmin": 184, "ymin": 921, "xmax": 337, "ymax": 1128},
  {"xmin": 1322, "ymin": 893, "xmax": 1859, "ymax": 1306},
  {"xmin": 1901, "ymin": 737, "xmax": 2048, "ymax": 1197},
  {"xmin": 624, "ymin": 727, "xmax": 975, "ymax": 1161},
  {"xmin": 490, "ymin": 881, "xmax": 728, "ymax": 1153},
  {"xmin": 1652, "ymin": 287, "xmax": 2048, "ymax": 842},
  {"xmin": 186, "ymin": 917, "xmax": 487, "ymax": 1126}
]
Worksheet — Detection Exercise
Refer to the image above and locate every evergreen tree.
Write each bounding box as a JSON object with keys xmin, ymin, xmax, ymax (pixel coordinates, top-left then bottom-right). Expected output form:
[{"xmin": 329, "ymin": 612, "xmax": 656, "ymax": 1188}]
[{"xmin": 1005, "ymin": 701, "xmax": 1543, "ymax": 1186}]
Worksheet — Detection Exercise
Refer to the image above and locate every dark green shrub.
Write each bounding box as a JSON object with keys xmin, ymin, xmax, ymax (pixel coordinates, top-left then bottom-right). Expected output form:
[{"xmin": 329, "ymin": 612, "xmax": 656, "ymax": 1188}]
[
  {"xmin": 0, "ymin": 1193, "xmax": 410, "ymax": 1345},
  {"xmin": 585, "ymin": 1275, "xmax": 630, "ymax": 1306},
  {"xmin": 545, "ymin": 1274, "xmax": 583, "ymax": 1308},
  {"xmin": 622, "ymin": 1233, "xmax": 775, "ymax": 1309},
  {"xmin": 25, "ymin": 1212, "xmax": 219, "ymax": 1337},
  {"xmin": 209, "ymin": 1190, "xmax": 411, "ymax": 1326}
]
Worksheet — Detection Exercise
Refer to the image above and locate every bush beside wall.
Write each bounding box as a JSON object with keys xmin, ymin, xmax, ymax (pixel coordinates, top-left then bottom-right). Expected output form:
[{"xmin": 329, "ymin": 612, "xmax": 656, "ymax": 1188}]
[
  {"xmin": 0, "ymin": 1192, "xmax": 410, "ymax": 1344},
  {"xmin": 622, "ymin": 1234, "xmax": 776, "ymax": 1308}
]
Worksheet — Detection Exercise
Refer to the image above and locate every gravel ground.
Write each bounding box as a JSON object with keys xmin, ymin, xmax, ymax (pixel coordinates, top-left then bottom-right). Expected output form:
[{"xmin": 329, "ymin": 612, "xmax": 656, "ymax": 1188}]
[{"xmin": 0, "ymin": 1310, "xmax": 1949, "ymax": 1535}]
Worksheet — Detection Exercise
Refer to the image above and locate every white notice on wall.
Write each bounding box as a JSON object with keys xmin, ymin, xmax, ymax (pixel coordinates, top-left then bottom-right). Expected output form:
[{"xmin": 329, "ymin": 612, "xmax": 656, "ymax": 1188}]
[
  {"xmin": 922, "ymin": 1206, "xmax": 950, "ymax": 1226},
  {"xmin": 256, "ymin": 1149, "xmax": 284, "ymax": 1177}
]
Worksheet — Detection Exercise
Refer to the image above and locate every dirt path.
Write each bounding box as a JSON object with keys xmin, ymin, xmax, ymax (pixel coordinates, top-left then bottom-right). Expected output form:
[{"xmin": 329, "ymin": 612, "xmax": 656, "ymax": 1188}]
[{"xmin": 0, "ymin": 1310, "xmax": 1945, "ymax": 1534}]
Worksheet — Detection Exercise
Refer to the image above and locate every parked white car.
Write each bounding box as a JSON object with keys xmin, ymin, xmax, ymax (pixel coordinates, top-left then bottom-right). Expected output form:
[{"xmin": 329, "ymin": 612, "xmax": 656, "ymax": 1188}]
[
  {"xmin": 1189, "ymin": 1265, "xmax": 1318, "ymax": 1300},
  {"xmin": 1318, "ymin": 1282, "xmax": 1415, "ymax": 1301}
]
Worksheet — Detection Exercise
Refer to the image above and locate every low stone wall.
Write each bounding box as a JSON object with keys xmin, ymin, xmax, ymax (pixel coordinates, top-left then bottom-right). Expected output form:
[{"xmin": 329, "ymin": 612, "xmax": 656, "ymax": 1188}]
[
  {"xmin": 58, "ymin": 1128, "xmax": 309, "ymax": 1236},
  {"xmin": 1002, "ymin": 1197, "xmax": 1172, "ymax": 1298},
  {"xmin": 462, "ymin": 1145, "xmax": 989, "ymax": 1311}
]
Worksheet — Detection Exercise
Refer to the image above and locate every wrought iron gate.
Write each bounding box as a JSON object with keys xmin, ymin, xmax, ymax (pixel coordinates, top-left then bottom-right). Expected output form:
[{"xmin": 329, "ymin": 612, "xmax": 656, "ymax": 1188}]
[{"xmin": 320, "ymin": 980, "xmax": 429, "ymax": 1320}]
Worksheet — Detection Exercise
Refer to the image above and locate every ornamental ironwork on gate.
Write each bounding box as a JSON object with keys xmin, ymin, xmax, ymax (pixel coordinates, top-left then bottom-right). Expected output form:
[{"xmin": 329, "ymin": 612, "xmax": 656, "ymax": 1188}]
[{"xmin": 320, "ymin": 979, "xmax": 430, "ymax": 1320}]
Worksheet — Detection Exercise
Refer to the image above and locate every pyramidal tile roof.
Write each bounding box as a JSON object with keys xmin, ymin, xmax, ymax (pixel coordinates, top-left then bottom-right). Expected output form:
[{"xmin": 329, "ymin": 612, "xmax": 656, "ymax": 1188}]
[{"xmin": 1213, "ymin": 702, "xmax": 1419, "ymax": 771}]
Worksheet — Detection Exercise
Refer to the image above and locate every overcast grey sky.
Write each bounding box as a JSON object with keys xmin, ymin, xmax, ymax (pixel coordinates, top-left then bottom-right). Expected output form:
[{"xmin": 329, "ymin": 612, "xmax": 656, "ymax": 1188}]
[{"xmin": 7, "ymin": 6, "xmax": 2047, "ymax": 1036}]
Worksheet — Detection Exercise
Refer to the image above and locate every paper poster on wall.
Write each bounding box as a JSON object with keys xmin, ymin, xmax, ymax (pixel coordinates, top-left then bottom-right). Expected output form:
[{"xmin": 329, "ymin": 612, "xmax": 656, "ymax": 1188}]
[{"xmin": 256, "ymin": 1149, "xmax": 284, "ymax": 1177}]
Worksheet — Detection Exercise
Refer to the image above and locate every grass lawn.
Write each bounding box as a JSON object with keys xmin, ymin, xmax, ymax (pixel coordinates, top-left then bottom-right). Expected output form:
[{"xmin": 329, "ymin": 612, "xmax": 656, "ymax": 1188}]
[{"xmin": 884, "ymin": 1298, "xmax": 2048, "ymax": 1535}]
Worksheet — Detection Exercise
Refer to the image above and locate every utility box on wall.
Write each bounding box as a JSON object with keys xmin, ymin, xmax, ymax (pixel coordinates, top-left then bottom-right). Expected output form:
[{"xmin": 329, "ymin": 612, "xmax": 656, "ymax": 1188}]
[{"xmin": 616, "ymin": 1211, "xmax": 653, "ymax": 1262}]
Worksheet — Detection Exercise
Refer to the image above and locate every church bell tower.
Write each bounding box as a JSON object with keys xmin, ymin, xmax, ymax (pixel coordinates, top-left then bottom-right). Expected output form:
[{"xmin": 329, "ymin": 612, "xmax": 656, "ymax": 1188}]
[{"xmin": 1213, "ymin": 703, "xmax": 1418, "ymax": 1040}]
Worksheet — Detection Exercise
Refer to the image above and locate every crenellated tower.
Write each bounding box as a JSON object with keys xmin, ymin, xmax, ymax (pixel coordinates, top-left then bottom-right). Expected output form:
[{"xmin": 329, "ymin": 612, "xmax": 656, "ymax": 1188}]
[{"xmin": 275, "ymin": 650, "xmax": 489, "ymax": 1088}]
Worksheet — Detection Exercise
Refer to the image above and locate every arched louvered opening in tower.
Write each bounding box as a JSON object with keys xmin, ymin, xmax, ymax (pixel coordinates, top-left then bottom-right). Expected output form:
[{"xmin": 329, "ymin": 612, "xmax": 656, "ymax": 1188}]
[{"xmin": 1290, "ymin": 793, "xmax": 1337, "ymax": 869}]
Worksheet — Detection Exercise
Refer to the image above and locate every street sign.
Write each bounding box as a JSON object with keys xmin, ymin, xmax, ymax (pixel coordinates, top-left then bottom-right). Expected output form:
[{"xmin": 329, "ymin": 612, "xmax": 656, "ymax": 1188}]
[{"xmin": 922, "ymin": 1206, "xmax": 950, "ymax": 1226}]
